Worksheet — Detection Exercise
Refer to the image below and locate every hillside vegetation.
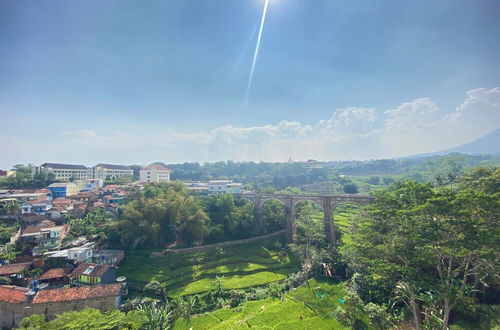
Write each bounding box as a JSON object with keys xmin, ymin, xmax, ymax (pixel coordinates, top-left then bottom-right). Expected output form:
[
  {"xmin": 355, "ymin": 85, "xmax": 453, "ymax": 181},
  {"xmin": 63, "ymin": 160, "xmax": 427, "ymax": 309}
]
[{"xmin": 119, "ymin": 241, "xmax": 299, "ymax": 297}]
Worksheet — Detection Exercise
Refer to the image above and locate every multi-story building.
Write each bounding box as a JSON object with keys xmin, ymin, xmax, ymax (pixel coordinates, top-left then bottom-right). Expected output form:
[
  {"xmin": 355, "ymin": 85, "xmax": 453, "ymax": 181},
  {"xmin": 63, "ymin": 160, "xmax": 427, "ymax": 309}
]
[
  {"xmin": 207, "ymin": 180, "xmax": 243, "ymax": 194},
  {"xmin": 33, "ymin": 163, "xmax": 132, "ymax": 181},
  {"xmin": 92, "ymin": 164, "xmax": 133, "ymax": 180},
  {"xmin": 20, "ymin": 223, "xmax": 71, "ymax": 255},
  {"xmin": 33, "ymin": 163, "xmax": 90, "ymax": 181},
  {"xmin": 140, "ymin": 164, "xmax": 171, "ymax": 183},
  {"xmin": 47, "ymin": 182, "xmax": 79, "ymax": 198}
]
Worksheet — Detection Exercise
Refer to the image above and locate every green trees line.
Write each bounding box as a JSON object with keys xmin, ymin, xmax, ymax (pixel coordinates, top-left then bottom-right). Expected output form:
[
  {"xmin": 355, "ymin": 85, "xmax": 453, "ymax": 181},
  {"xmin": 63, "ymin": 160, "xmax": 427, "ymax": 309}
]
[{"xmin": 342, "ymin": 167, "xmax": 499, "ymax": 329}]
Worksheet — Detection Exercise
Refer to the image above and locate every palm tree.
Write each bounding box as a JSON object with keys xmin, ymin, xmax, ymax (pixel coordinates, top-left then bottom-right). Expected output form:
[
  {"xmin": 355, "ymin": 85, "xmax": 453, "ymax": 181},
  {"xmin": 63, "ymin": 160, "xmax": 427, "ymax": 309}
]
[{"xmin": 138, "ymin": 302, "xmax": 173, "ymax": 330}]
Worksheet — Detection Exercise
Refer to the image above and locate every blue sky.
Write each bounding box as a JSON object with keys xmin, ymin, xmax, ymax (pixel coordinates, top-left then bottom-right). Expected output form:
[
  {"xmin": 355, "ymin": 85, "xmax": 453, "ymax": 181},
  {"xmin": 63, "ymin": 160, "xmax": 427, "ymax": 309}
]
[{"xmin": 1, "ymin": 0, "xmax": 499, "ymax": 168}]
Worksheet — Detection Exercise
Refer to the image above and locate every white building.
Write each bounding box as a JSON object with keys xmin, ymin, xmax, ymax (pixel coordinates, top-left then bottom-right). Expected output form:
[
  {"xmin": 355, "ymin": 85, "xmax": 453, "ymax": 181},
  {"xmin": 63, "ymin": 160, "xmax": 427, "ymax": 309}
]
[
  {"xmin": 92, "ymin": 164, "xmax": 133, "ymax": 180},
  {"xmin": 140, "ymin": 164, "xmax": 171, "ymax": 183},
  {"xmin": 33, "ymin": 163, "xmax": 133, "ymax": 181},
  {"xmin": 33, "ymin": 163, "xmax": 90, "ymax": 181},
  {"xmin": 68, "ymin": 243, "xmax": 95, "ymax": 262},
  {"xmin": 207, "ymin": 180, "xmax": 243, "ymax": 194}
]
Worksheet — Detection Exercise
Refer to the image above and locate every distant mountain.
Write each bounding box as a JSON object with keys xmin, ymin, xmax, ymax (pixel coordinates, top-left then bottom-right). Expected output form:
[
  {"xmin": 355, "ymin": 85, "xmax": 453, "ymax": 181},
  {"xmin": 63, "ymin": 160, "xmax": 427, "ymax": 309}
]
[{"xmin": 410, "ymin": 128, "xmax": 500, "ymax": 158}]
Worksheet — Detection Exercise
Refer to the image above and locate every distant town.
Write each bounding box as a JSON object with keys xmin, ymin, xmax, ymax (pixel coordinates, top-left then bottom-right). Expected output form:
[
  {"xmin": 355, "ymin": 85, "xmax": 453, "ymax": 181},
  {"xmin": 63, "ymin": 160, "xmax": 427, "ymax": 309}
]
[{"xmin": 0, "ymin": 162, "xmax": 247, "ymax": 328}]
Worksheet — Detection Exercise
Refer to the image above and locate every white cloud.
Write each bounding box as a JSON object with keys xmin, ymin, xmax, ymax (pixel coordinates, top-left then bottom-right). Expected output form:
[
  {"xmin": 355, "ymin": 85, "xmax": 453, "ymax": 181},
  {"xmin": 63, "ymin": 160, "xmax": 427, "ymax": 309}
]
[
  {"xmin": 444, "ymin": 87, "xmax": 500, "ymax": 139},
  {"xmin": 1, "ymin": 87, "xmax": 499, "ymax": 168},
  {"xmin": 318, "ymin": 107, "xmax": 377, "ymax": 135},
  {"xmin": 384, "ymin": 98, "xmax": 439, "ymax": 130}
]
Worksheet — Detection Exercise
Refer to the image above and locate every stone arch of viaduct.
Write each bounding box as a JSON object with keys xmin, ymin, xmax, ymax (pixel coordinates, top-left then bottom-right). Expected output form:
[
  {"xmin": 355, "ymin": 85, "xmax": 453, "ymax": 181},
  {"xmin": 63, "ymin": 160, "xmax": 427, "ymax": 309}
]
[{"xmin": 240, "ymin": 194, "xmax": 373, "ymax": 244}]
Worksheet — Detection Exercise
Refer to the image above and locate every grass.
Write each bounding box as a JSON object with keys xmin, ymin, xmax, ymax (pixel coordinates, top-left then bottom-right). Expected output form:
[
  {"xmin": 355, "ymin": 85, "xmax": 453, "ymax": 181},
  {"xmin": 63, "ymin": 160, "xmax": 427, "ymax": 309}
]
[
  {"xmin": 173, "ymin": 277, "xmax": 349, "ymax": 329},
  {"xmin": 118, "ymin": 240, "xmax": 299, "ymax": 297},
  {"xmin": 168, "ymin": 271, "xmax": 289, "ymax": 297}
]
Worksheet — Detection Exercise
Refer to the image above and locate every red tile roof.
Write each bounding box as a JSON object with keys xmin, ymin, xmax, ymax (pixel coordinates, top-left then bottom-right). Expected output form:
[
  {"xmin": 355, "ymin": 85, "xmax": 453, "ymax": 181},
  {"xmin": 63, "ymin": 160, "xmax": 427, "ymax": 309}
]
[
  {"xmin": 53, "ymin": 199, "xmax": 72, "ymax": 205},
  {"xmin": 103, "ymin": 185, "xmax": 121, "ymax": 189},
  {"xmin": 22, "ymin": 224, "xmax": 54, "ymax": 235},
  {"xmin": 0, "ymin": 262, "xmax": 31, "ymax": 276},
  {"xmin": 142, "ymin": 163, "xmax": 171, "ymax": 171},
  {"xmin": 0, "ymin": 285, "xmax": 29, "ymax": 303},
  {"xmin": 49, "ymin": 205, "xmax": 66, "ymax": 212},
  {"xmin": 33, "ymin": 283, "xmax": 121, "ymax": 304},
  {"xmin": 38, "ymin": 268, "xmax": 70, "ymax": 280}
]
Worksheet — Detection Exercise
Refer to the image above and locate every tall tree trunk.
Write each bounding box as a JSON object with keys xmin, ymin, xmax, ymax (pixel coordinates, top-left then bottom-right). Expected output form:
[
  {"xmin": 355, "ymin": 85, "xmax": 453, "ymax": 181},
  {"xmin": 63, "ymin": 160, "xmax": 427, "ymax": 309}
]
[
  {"xmin": 442, "ymin": 297, "xmax": 451, "ymax": 330},
  {"xmin": 410, "ymin": 298, "xmax": 422, "ymax": 330}
]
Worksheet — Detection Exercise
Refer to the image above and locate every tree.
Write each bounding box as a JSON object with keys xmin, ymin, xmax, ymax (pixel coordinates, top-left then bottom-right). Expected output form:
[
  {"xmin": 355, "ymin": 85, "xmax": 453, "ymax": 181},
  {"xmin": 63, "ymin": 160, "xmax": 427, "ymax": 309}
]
[
  {"xmin": 4, "ymin": 200, "xmax": 20, "ymax": 224},
  {"xmin": 342, "ymin": 170, "xmax": 499, "ymax": 329},
  {"xmin": 343, "ymin": 183, "xmax": 358, "ymax": 194},
  {"xmin": 138, "ymin": 303, "xmax": 173, "ymax": 330}
]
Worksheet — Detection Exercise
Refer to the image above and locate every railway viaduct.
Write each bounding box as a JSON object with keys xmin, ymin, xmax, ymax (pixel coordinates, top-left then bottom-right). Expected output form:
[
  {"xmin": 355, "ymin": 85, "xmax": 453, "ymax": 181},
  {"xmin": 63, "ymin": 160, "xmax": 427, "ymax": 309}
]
[{"xmin": 240, "ymin": 193, "xmax": 374, "ymax": 244}]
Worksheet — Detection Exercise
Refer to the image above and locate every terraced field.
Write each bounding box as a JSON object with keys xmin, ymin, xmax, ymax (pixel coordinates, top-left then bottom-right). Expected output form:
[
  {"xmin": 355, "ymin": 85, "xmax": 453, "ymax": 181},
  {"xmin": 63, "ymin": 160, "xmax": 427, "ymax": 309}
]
[
  {"xmin": 173, "ymin": 277, "xmax": 349, "ymax": 330},
  {"xmin": 118, "ymin": 240, "xmax": 299, "ymax": 297},
  {"xmin": 334, "ymin": 203, "xmax": 360, "ymax": 243}
]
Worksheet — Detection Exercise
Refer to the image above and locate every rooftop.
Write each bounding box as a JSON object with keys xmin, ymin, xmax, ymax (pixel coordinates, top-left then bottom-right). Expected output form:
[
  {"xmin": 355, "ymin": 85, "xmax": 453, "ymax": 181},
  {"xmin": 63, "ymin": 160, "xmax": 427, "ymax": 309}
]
[
  {"xmin": 41, "ymin": 163, "xmax": 88, "ymax": 170},
  {"xmin": 94, "ymin": 164, "xmax": 131, "ymax": 170},
  {"xmin": 38, "ymin": 267, "xmax": 72, "ymax": 280},
  {"xmin": 0, "ymin": 285, "xmax": 30, "ymax": 304},
  {"xmin": 32, "ymin": 283, "xmax": 121, "ymax": 304},
  {"xmin": 0, "ymin": 262, "xmax": 31, "ymax": 276},
  {"xmin": 70, "ymin": 262, "xmax": 113, "ymax": 278},
  {"xmin": 48, "ymin": 182, "xmax": 78, "ymax": 188},
  {"xmin": 142, "ymin": 163, "xmax": 171, "ymax": 171}
]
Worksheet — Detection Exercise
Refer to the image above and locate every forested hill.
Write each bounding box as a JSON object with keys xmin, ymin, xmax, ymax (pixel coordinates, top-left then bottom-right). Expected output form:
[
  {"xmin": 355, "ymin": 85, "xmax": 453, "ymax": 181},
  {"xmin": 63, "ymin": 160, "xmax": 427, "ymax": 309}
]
[{"xmin": 156, "ymin": 153, "xmax": 499, "ymax": 190}]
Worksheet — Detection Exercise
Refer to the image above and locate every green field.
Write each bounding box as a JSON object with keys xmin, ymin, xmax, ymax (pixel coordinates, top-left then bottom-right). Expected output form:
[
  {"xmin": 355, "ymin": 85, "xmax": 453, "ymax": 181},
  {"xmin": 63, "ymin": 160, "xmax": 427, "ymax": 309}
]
[
  {"xmin": 334, "ymin": 203, "xmax": 360, "ymax": 244},
  {"xmin": 173, "ymin": 277, "xmax": 348, "ymax": 329},
  {"xmin": 118, "ymin": 240, "xmax": 299, "ymax": 297}
]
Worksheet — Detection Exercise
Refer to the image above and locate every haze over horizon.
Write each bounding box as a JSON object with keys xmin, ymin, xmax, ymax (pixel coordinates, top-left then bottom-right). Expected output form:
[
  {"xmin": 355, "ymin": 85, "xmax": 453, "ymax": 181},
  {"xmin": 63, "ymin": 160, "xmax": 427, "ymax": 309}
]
[{"xmin": 1, "ymin": 0, "xmax": 499, "ymax": 169}]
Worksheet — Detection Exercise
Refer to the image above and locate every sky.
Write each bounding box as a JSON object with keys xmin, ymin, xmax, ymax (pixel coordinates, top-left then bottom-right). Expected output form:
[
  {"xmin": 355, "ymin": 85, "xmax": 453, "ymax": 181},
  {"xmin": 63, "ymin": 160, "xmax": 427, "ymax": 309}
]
[{"xmin": 1, "ymin": 0, "xmax": 499, "ymax": 168}]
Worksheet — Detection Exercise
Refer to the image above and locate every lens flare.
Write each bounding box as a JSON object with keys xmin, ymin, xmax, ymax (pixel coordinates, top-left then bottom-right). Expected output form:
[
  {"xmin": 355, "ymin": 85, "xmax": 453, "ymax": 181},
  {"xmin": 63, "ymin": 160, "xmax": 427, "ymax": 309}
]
[{"xmin": 246, "ymin": 0, "xmax": 270, "ymax": 102}]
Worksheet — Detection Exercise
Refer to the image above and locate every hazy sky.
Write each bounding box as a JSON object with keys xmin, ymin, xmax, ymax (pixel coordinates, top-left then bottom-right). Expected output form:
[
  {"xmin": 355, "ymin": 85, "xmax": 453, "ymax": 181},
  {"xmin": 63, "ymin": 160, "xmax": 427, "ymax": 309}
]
[{"xmin": 1, "ymin": 0, "xmax": 499, "ymax": 168}]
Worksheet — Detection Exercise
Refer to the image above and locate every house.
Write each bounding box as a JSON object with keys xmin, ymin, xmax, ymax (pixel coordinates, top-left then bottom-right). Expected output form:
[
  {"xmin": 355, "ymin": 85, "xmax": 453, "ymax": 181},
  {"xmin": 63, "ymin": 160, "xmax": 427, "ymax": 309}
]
[
  {"xmin": 102, "ymin": 184, "xmax": 122, "ymax": 194},
  {"xmin": 47, "ymin": 183, "xmax": 79, "ymax": 199},
  {"xmin": 92, "ymin": 250, "xmax": 124, "ymax": 266},
  {"xmin": 21, "ymin": 202, "xmax": 52, "ymax": 215},
  {"xmin": 45, "ymin": 205, "xmax": 68, "ymax": 221},
  {"xmin": 38, "ymin": 267, "xmax": 73, "ymax": 286},
  {"xmin": 67, "ymin": 243, "xmax": 95, "ymax": 262},
  {"xmin": 92, "ymin": 164, "xmax": 133, "ymax": 180},
  {"xmin": 70, "ymin": 262, "xmax": 116, "ymax": 285},
  {"xmin": 20, "ymin": 224, "xmax": 70, "ymax": 255},
  {"xmin": 33, "ymin": 163, "xmax": 91, "ymax": 181},
  {"xmin": 51, "ymin": 198, "xmax": 74, "ymax": 210},
  {"xmin": 0, "ymin": 262, "xmax": 32, "ymax": 282},
  {"xmin": 140, "ymin": 163, "xmax": 171, "ymax": 183},
  {"xmin": 207, "ymin": 180, "xmax": 243, "ymax": 194},
  {"xmin": 31, "ymin": 283, "xmax": 124, "ymax": 320},
  {"xmin": 0, "ymin": 285, "xmax": 30, "ymax": 328},
  {"xmin": 0, "ymin": 192, "xmax": 47, "ymax": 203},
  {"xmin": 10, "ymin": 189, "xmax": 52, "ymax": 201},
  {"xmin": 67, "ymin": 191, "xmax": 98, "ymax": 203}
]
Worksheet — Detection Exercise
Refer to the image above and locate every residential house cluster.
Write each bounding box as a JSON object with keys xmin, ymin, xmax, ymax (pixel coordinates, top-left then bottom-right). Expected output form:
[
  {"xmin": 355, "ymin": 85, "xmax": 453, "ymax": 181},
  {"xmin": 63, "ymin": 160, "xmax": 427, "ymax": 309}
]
[
  {"xmin": 0, "ymin": 161, "xmax": 175, "ymax": 327},
  {"xmin": 0, "ymin": 241, "xmax": 125, "ymax": 327}
]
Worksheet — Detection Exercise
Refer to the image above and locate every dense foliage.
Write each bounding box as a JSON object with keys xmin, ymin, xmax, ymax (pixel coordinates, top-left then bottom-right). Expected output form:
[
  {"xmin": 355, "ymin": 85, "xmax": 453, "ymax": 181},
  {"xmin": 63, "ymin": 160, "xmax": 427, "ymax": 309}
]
[
  {"xmin": 342, "ymin": 167, "xmax": 500, "ymax": 329},
  {"xmin": 0, "ymin": 164, "xmax": 56, "ymax": 189},
  {"xmin": 163, "ymin": 154, "xmax": 498, "ymax": 190},
  {"xmin": 112, "ymin": 183, "xmax": 288, "ymax": 249}
]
